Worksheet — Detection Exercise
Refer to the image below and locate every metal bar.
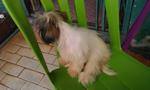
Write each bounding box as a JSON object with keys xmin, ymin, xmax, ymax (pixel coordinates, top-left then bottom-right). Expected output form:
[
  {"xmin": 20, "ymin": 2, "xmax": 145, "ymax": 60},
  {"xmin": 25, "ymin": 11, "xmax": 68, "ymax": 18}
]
[
  {"xmin": 121, "ymin": 0, "xmax": 134, "ymax": 41},
  {"xmin": 96, "ymin": 0, "xmax": 100, "ymax": 31},
  {"xmin": 101, "ymin": 0, "xmax": 105, "ymax": 31}
]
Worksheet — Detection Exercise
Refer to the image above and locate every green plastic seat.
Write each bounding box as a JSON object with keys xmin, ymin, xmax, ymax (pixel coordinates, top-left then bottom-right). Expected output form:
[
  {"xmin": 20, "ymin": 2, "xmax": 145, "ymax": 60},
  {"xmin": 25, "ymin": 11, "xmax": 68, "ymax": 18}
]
[{"xmin": 2, "ymin": 0, "xmax": 150, "ymax": 90}]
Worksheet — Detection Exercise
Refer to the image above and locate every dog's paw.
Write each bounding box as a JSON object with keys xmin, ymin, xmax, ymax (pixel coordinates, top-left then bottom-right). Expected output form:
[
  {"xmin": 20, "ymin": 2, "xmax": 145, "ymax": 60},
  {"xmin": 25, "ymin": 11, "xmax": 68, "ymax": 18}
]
[
  {"xmin": 79, "ymin": 72, "xmax": 95, "ymax": 86},
  {"xmin": 59, "ymin": 59, "xmax": 69, "ymax": 65},
  {"xmin": 59, "ymin": 59, "xmax": 71, "ymax": 68},
  {"xmin": 68, "ymin": 67, "xmax": 79, "ymax": 78}
]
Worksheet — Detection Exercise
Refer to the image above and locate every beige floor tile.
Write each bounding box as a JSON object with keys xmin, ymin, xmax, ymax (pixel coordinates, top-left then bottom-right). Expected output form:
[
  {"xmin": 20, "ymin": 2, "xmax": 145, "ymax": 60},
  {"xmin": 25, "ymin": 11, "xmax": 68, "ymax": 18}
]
[
  {"xmin": 34, "ymin": 53, "xmax": 56, "ymax": 64},
  {"xmin": 1, "ymin": 75, "xmax": 26, "ymax": 90},
  {"xmin": 0, "ymin": 71, "xmax": 6, "ymax": 81},
  {"xmin": 39, "ymin": 44, "xmax": 52, "ymax": 53},
  {"xmin": 10, "ymin": 33, "xmax": 29, "ymax": 48},
  {"xmin": 19, "ymin": 69, "xmax": 43, "ymax": 84},
  {"xmin": 7, "ymin": 45, "xmax": 20, "ymax": 53},
  {"xmin": 0, "ymin": 84, "xmax": 7, "ymax": 90},
  {"xmin": 0, "ymin": 52, "xmax": 21, "ymax": 64},
  {"xmin": 4, "ymin": 44, "xmax": 20, "ymax": 53},
  {"xmin": 52, "ymin": 59, "xmax": 59, "ymax": 66},
  {"xmin": 0, "ymin": 59, "xmax": 6, "ymax": 68},
  {"xmin": 15, "ymin": 41, "xmax": 29, "ymax": 48},
  {"xmin": 39, "ymin": 75, "xmax": 55, "ymax": 90},
  {"xmin": 49, "ymin": 47, "xmax": 56, "ymax": 55},
  {"xmin": 17, "ymin": 48, "xmax": 34, "ymax": 58},
  {"xmin": 47, "ymin": 64, "xmax": 59, "ymax": 72},
  {"xmin": 1, "ymin": 63, "xmax": 24, "ymax": 76},
  {"xmin": 17, "ymin": 57, "xmax": 40, "ymax": 72},
  {"xmin": 0, "ymin": 84, "xmax": 12, "ymax": 90},
  {"xmin": 35, "ymin": 63, "xmax": 59, "ymax": 73},
  {"xmin": 21, "ymin": 82, "xmax": 48, "ymax": 90}
]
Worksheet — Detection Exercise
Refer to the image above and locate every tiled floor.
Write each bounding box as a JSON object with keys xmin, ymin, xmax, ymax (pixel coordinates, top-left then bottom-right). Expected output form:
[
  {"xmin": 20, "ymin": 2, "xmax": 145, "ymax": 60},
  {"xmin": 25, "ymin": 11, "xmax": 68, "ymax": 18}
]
[{"xmin": 0, "ymin": 31, "xmax": 58, "ymax": 90}]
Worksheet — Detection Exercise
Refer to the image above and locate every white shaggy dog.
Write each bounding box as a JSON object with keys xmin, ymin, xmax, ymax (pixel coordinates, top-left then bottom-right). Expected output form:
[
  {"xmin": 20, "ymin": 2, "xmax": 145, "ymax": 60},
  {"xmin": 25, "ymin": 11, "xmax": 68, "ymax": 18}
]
[{"xmin": 35, "ymin": 10, "xmax": 116, "ymax": 86}]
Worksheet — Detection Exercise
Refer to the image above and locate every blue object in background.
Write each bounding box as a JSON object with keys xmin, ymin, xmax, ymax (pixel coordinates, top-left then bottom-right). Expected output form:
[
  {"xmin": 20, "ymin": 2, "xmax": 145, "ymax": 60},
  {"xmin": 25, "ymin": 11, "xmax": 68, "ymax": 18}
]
[{"xmin": 0, "ymin": 0, "xmax": 6, "ymax": 12}]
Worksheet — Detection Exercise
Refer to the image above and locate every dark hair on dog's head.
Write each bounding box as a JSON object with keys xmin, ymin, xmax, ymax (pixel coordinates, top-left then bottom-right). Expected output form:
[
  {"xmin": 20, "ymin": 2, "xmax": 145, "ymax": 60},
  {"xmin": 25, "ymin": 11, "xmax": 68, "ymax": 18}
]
[{"xmin": 34, "ymin": 10, "xmax": 68, "ymax": 44}]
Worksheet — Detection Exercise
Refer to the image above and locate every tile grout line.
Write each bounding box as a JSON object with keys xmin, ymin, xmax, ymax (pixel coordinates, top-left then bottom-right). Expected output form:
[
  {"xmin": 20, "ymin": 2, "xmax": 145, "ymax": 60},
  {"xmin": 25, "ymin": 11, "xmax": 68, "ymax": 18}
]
[
  {"xmin": 0, "ymin": 53, "xmax": 58, "ymax": 74},
  {"xmin": 15, "ymin": 55, "xmax": 23, "ymax": 65},
  {"xmin": 17, "ymin": 68, "xmax": 25, "ymax": 77},
  {"xmin": 0, "ymin": 70, "xmax": 7, "ymax": 82},
  {"xmin": 1, "ymin": 61, "xmax": 45, "ymax": 75},
  {"xmin": 0, "ymin": 82, "xmax": 15, "ymax": 90},
  {"xmin": 20, "ymin": 81, "xmax": 28, "ymax": 90},
  {"xmin": 4, "ymin": 73, "xmax": 50, "ymax": 90},
  {"xmin": 13, "ymin": 45, "xmax": 21, "ymax": 54},
  {"xmin": 0, "ymin": 59, "xmax": 7, "ymax": 68}
]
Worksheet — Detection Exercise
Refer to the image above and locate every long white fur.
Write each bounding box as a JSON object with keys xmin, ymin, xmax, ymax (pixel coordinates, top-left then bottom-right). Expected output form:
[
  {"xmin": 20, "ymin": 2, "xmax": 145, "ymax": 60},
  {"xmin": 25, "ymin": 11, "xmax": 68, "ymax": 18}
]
[{"xmin": 57, "ymin": 21, "xmax": 116, "ymax": 86}]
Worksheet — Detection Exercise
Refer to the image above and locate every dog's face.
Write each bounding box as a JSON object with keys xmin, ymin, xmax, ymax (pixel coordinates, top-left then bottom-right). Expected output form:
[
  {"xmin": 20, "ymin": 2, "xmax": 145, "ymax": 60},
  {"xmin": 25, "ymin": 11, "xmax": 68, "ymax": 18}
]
[{"xmin": 34, "ymin": 10, "xmax": 68, "ymax": 44}]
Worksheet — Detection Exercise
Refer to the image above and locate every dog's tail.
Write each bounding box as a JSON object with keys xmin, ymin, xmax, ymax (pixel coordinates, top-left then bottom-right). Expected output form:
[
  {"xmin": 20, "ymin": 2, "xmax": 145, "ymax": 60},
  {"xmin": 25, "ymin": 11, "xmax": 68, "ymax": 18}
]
[{"xmin": 102, "ymin": 65, "xmax": 116, "ymax": 76}]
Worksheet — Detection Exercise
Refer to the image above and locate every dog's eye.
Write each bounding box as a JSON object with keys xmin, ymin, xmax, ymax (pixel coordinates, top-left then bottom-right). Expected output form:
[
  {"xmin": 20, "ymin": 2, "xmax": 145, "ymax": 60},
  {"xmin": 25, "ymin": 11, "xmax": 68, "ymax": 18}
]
[{"xmin": 39, "ymin": 29, "xmax": 55, "ymax": 44}]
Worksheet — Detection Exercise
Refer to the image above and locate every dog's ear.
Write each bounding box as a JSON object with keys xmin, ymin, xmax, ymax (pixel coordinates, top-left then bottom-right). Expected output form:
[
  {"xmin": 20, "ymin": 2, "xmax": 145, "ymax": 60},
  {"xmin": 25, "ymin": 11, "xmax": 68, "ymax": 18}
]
[
  {"xmin": 46, "ymin": 12, "xmax": 59, "ymax": 28},
  {"xmin": 39, "ymin": 13, "xmax": 60, "ymax": 44},
  {"xmin": 34, "ymin": 15, "xmax": 47, "ymax": 30},
  {"xmin": 53, "ymin": 10, "xmax": 68, "ymax": 22}
]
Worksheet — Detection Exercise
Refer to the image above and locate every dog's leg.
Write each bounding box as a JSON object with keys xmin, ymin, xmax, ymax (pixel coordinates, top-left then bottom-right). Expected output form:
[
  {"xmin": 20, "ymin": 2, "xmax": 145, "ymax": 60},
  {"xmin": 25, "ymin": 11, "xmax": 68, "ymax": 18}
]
[
  {"xmin": 59, "ymin": 58, "xmax": 70, "ymax": 68},
  {"xmin": 79, "ymin": 54, "xmax": 102, "ymax": 86},
  {"xmin": 79, "ymin": 62, "xmax": 101, "ymax": 86},
  {"xmin": 68, "ymin": 58, "xmax": 86, "ymax": 78}
]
